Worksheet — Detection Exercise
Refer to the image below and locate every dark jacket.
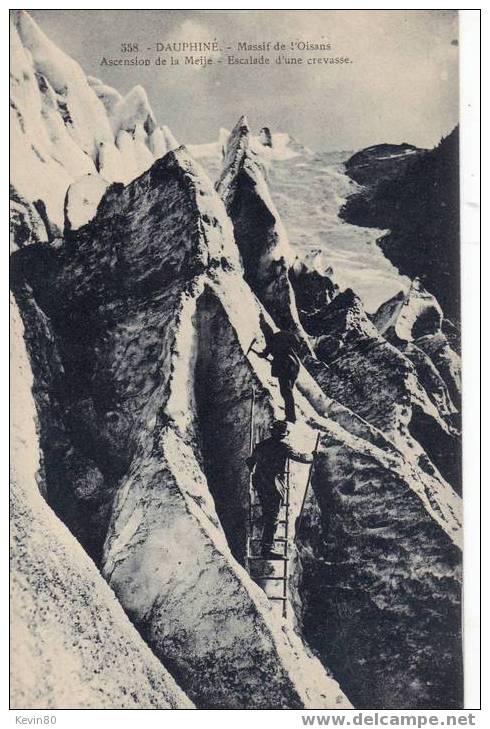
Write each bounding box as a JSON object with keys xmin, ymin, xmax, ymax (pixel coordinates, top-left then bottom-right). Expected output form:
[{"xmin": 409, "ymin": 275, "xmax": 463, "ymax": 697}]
[
  {"xmin": 261, "ymin": 331, "xmax": 301, "ymax": 379},
  {"xmin": 247, "ymin": 436, "xmax": 313, "ymax": 500}
]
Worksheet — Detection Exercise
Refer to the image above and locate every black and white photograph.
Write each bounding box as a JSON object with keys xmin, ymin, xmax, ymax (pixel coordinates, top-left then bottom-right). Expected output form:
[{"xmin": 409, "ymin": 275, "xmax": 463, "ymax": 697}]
[{"xmin": 8, "ymin": 7, "xmax": 480, "ymax": 717}]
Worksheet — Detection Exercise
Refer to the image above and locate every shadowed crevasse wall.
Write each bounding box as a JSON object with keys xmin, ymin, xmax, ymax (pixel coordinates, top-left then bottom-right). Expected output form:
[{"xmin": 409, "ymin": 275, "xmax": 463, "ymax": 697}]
[
  {"xmin": 11, "ymin": 147, "xmax": 354, "ymax": 710},
  {"xmin": 295, "ymin": 445, "xmax": 463, "ymax": 710},
  {"xmin": 194, "ymin": 287, "xmax": 275, "ymax": 564}
]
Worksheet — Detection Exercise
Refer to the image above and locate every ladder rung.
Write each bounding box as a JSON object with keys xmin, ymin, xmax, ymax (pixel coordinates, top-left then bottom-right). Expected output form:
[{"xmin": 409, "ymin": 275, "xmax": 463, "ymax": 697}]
[
  {"xmin": 249, "ymin": 537, "xmax": 287, "ymax": 542},
  {"xmin": 268, "ymin": 596, "xmax": 288, "ymax": 602},
  {"xmin": 251, "ymin": 575, "xmax": 287, "ymax": 581},
  {"xmin": 250, "ymin": 503, "xmax": 289, "ymax": 509},
  {"xmin": 247, "ymin": 555, "xmax": 288, "ymax": 561}
]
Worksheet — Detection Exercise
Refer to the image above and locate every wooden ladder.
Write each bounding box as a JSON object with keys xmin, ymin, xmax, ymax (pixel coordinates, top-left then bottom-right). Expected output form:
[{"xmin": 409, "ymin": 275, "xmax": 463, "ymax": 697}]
[{"xmin": 245, "ymin": 417, "xmax": 291, "ymax": 619}]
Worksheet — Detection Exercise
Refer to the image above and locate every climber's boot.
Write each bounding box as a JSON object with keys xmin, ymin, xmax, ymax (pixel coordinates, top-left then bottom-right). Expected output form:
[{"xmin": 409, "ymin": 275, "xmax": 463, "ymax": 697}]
[{"xmin": 262, "ymin": 550, "xmax": 286, "ymax": 561}]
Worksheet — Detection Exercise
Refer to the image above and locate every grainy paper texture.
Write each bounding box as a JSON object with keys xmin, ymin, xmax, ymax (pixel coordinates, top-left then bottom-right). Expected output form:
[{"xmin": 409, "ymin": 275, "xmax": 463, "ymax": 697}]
[{"xmin": 10, "ymin": 9, "xmax": 462, "ymax": 710}]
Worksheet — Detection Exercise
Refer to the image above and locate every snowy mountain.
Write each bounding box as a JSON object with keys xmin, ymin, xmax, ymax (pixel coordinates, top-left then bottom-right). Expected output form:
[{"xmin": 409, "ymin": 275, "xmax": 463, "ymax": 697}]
[
  {"xmin": 10, "ymin": 11, "xmax": 462, "ymax": 711},
  {"xmin": 10, "ymin": 10, "xmax": 179, "ymax": 233}
]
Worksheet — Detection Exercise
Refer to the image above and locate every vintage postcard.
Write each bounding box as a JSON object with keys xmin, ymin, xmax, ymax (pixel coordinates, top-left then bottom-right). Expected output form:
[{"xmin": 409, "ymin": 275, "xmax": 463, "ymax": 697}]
[{"xmin": 10, "ymin": 8, "xmax": 470, "ymax": 713}]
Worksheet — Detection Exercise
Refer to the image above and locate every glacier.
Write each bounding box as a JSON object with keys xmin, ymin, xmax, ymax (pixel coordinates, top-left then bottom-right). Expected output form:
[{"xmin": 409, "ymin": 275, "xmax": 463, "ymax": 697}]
[{"xmin": 10, "ymin": 10, "xmax": 463, "ymax": 711}]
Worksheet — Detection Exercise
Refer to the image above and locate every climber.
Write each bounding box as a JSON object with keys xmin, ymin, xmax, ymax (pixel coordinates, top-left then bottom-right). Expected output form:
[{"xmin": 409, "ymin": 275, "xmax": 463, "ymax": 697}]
[
  {"xmin": 254, "ymin": 313, "xmax": 302, "ymax": 423},
  {"xmin": 246, "ymin": 420, "xmax": 314, "ymax": 559}
]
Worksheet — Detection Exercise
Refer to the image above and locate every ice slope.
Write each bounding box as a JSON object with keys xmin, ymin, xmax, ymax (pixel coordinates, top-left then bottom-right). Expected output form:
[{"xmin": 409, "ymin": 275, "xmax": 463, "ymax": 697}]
[
  {"xmin": 374, "ymin": 278, "xmax": 443, "ymax": 341},
  {"xmin": 210, "ymin": 132, "xmax": 462, "ymax": 708},
  {"xmin": 216, "ymin": 116, "xmax": 305, "ymax": 337},
  {"xmin": 10, "ymin": 297, "xmax": 194, "ymax": 710},
  {"xmin": 12, "ymin": 142, "xmax": 461, "ymax": 708},
  {"xmin": 10, "ymin": 10, "xmax": 178, "ymax": 230},
  {"xmin": 373, "ymin": 279, "xmax": 461, "ymax": 418},
  {"xmin": 216, "ymin": 118, "xmax": 460, "ymax": 492},
  {"xmin": 11, "ymin": 148, "xmax": 352, "ymax": 709},
  {"xmin": 10, "ymin": 11, "xmax": 463, "ymax": 711},
  {"xmin": 197, "ymin": 136, "xmax": 410, "ymax": 314}
]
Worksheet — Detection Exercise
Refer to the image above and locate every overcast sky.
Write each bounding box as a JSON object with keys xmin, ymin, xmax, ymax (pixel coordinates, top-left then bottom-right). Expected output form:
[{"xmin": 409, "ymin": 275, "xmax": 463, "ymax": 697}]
[{"xmin": 29, "ymin": 9, "xmax": 459, "ymax": 153}]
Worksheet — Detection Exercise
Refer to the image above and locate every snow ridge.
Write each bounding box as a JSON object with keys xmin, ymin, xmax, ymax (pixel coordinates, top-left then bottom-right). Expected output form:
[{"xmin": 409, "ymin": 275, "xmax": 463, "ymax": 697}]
[{"xmin": 10, "ymin": 10, "xmax": 178, "ymax": 229}]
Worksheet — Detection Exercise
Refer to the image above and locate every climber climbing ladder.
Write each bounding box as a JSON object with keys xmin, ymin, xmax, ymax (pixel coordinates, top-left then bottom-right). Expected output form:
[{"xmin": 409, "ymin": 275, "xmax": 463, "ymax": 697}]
[
  {"xmin": 245, "ymin": 389, "xmax": 290, "ymax": 618},
  {"xmin": 245, "ymin": 391, "xmax": 321, "ymax": 618},
  {"xmin": 246, "ymin": 453, "xmax": 291, "ymax": 619}
]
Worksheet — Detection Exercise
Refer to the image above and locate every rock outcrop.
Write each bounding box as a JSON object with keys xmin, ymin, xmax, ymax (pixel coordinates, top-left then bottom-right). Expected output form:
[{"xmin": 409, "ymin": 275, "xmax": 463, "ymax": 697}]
[
  {"xmin": 343, "ymin": 143, "xmax": 424, "ymax": 187},
  {"xmin": 341, "ymin": 129, "xmax": 460, "ymax": 323}
]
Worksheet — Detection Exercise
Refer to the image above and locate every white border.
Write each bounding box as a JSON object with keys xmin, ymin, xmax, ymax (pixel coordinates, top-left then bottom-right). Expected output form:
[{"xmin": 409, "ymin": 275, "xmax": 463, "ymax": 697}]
[
  {"xmin": 460, "ymin": 9, "xmax": 481, "ymax": 713},
  {"xmin": 3, "ymin": 3, "xmax": 482, "ymax": 725}
]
